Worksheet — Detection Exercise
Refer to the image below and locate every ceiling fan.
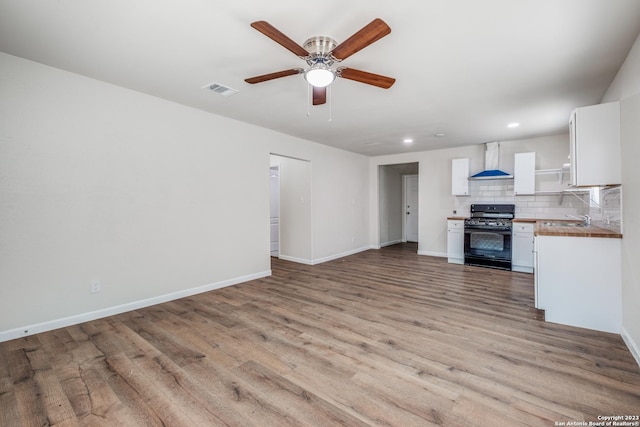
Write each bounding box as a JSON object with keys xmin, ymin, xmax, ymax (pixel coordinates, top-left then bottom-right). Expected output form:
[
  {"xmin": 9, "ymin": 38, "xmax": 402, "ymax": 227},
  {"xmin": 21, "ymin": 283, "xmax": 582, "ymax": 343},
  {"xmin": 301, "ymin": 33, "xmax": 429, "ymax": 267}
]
[{"xmin": 244, "ymin": 18, "xmax": 396, "ymax": 105}]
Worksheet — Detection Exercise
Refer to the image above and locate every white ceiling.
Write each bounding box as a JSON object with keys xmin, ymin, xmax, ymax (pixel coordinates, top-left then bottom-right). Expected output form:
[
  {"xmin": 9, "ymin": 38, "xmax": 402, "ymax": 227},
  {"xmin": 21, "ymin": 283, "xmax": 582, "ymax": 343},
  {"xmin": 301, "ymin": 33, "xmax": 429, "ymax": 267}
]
[{"xmin": 1, "ymin": 0, "xmax": 640, "ymax": 156}]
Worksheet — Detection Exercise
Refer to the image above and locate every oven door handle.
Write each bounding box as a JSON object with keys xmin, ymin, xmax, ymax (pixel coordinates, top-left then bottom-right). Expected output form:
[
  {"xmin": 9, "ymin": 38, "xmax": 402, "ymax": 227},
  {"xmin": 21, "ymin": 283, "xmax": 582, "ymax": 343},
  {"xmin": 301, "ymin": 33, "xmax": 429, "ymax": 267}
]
[{"xmin": 464, "ymin": 228, "xmax": 512, "ymax": 235}]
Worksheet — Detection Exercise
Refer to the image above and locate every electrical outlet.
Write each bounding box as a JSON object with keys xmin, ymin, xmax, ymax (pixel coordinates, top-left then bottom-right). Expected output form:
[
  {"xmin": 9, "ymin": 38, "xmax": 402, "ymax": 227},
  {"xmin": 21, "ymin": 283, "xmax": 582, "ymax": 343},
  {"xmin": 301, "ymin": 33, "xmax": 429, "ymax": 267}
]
[{"xmin": 91, "ymin": 279, "xmax": 101, "ymax": 294}]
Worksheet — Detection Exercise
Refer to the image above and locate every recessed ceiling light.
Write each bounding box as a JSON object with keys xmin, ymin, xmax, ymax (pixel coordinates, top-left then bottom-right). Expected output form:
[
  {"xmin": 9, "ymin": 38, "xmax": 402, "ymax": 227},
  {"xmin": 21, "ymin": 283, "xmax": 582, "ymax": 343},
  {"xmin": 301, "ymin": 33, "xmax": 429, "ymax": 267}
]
[
  {"xmin": 403, "ymin": 138, "xmax": 414, "ymax": 144},
  {"xmin": 507, "ymin": 122, "xmax": 520, "ymax": 128},
  {"xmin": 434, "ymin": 133, "xmax": 446, "ymax": 137}
]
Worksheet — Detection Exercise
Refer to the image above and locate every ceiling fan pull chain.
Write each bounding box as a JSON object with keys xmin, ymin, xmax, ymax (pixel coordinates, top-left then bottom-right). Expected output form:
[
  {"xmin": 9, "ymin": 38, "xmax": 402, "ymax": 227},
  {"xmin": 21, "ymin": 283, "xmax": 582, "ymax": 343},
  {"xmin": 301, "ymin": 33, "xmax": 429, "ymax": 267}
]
[
  {"xmin": 307, "ymin": 84, "xmax": 311, "ymax": 118},
  {"xmin": 328, "ymin": 85, "xmax": 332, "ymax": 122}
]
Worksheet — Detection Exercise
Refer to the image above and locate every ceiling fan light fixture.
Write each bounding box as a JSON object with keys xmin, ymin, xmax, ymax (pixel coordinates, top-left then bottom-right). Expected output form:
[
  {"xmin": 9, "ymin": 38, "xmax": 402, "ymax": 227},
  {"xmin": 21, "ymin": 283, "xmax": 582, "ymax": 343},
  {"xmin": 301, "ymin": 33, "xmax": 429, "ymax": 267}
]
[{"xmin": 304, "ymin": 64, "xmax": 335, "ymax": 88}]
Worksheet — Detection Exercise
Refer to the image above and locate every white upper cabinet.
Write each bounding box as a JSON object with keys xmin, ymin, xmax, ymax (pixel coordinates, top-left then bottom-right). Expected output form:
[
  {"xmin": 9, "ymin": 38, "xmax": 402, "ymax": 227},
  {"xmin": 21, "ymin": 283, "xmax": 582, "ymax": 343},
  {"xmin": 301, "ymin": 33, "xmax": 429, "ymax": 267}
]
[
  {"xmin": 569, "ymin": 102, "xmax": 621, "ymax": 187},
  {"xmin": 514, "ymin": 152, "xmax": 536, "ymax": 195},
  {"xmin": 451, "ymin": 158, "xmax": 469, "ymax": 196}
]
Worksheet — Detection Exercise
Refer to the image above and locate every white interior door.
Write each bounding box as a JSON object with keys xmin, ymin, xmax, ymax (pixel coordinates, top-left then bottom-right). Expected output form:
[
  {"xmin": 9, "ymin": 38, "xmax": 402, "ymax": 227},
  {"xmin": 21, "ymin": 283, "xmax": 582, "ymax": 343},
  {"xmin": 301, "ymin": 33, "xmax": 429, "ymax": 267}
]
[
  {"xmin": 404, "ymin": 175, "xmax": 419, "ymax": 242},
  {"xmin": 269, "ymin": 166, "xmax": 280, "ymax": 256}
]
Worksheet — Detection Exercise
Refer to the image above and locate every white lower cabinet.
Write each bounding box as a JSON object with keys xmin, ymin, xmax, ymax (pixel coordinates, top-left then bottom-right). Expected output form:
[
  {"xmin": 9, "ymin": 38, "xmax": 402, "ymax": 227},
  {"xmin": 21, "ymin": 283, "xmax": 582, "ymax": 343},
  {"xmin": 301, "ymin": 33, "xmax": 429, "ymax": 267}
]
[
  {"xmin": 535, "ymin": 235, "xmax": 621, "ymax": 333},
  {"xmin": 447, "ymin": 220, "xmax": 464, "ymax": 264},
  {"xmin": 511, "ymin": 223, "xmax": 534, "ymax": 273}
]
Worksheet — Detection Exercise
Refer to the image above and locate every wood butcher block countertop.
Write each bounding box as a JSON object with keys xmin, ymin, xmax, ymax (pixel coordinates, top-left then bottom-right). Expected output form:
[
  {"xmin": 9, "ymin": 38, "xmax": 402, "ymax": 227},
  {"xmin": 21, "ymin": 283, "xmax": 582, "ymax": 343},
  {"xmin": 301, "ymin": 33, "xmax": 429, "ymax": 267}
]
[
  {"xmin": 512, "ymin": 218, "xmax": 623, "ymax": 238},
  {"xmin": 448, "ymin": 217, "xmax": 621, "ymax": 237},
  {"xmin": 447, "ymin": 216, "xmax": 467, "ymax": 221}
]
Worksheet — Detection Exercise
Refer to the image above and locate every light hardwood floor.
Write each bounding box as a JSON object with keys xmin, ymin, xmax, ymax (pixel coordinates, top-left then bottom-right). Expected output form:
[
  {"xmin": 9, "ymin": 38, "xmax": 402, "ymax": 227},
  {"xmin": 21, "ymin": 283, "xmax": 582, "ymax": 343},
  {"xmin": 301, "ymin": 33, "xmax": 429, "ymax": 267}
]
[{"xmin": 1, "ymin": 243, "xmax": 639, "ymax": 426}]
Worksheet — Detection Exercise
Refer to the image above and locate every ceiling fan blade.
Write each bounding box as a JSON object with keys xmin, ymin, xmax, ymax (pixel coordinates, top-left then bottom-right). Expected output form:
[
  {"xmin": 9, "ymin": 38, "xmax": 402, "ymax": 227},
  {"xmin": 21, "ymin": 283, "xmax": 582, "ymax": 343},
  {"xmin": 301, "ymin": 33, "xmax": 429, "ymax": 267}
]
[
  {"xmin": 337, "ymin": 67, "xmax": 396, "ymax": 89},
  {"xmin": 330, "ymin": 18, "xmax": 391, "ymax": 61},
  {"xmin": 245, "ymin": 68, "xmax": 303, "ymax": 84},
  {"xmin": 312, "ymin": 86, "xmax": 326, "ymax": 105},
  {"xmin": 250, "ymin": 21, "xmax": 309, "ymax": 58}
]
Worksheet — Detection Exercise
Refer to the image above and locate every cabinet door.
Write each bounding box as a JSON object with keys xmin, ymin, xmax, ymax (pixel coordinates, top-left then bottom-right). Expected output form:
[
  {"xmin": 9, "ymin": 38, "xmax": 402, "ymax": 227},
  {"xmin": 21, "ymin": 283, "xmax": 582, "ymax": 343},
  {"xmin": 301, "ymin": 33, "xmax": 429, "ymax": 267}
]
[
  {"xmin": 447, "ymin": 220, "xmax": 464, "ymax": 264},
  {"xmin": 512, "ymin": 223, "xmax": 534, "ymax": 273},
  {"xmin": 536, "ymin": 236, "xmax": 621, "ymax": 333},
  {"xmin": 514, "ymin": 152, "xmax": 535, "ymax": 195},
  {"xmin": 451, "ymin": 158, "xmax": 469, "ymax": 196},
  {"xmin": 570, "ymin": 102, "xmax": 621, "ymax": 187},
  {"xmin": 534, "ymin": 237, "xmax": 539, "ymax": 307}
]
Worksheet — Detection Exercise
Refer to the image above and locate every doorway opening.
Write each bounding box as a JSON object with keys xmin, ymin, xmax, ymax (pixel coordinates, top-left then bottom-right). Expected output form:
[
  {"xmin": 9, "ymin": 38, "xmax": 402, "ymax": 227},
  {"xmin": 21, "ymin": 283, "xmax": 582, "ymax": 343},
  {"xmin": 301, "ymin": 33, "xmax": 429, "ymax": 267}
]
[
  {"xmin": 378, "ymin": 162, "xmax": 419, "ymax": 248},
  {"xmin": 269, "ymin": 154, "xmax": 312, "ymax": 265},
  {"xmin": 269, "ymin": 165, "xmax": 280, "ymax": 257}
]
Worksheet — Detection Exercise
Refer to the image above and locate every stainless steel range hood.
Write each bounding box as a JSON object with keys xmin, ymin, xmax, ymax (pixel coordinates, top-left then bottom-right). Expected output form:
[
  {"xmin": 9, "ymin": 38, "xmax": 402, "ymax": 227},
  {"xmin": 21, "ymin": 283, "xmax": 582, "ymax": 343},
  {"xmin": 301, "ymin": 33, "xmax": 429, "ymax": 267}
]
[{"xmin": 469, "ymin": 142, "xmax": 513, "ymax": 180}]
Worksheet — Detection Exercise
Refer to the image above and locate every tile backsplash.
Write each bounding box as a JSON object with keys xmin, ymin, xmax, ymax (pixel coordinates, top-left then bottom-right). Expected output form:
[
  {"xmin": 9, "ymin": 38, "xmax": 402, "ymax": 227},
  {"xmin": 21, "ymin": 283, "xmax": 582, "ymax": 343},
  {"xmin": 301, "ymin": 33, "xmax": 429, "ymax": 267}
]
[
  {"xmin": 596, "ymin": 186, "xmax": 622, "ymax": 231},
  {"xmin": 453, "ymin": 180, "xmax": 622, "ymax": 232}
]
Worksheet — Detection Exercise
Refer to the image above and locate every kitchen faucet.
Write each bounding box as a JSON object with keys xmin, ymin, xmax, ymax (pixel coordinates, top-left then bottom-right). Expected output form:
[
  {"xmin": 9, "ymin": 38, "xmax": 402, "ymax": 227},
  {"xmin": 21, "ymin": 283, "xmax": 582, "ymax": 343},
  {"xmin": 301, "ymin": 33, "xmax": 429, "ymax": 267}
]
[{"xmin": 566, "ymin": 214, "xmax": 591, "ymax": 226}]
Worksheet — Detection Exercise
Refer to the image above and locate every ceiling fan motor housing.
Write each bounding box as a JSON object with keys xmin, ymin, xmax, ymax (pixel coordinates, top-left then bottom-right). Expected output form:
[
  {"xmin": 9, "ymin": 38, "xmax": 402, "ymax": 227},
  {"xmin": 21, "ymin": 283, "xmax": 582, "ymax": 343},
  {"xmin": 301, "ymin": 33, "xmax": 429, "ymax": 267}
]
[
  {"xmin": 303, "ymin": 36, "xmax": 337, "ymax": 55},
  {"xmin": 303, "ymin": 36, "xmax": 338, "ymax": 67}
]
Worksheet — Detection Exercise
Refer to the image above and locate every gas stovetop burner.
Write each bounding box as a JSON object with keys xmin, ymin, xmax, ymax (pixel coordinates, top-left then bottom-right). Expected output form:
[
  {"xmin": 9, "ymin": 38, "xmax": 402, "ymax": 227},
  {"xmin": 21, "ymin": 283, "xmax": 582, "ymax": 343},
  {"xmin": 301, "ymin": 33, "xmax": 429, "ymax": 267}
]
[
  {"xmin": 468, "ymin": 204, "xmax": 515, "ymax": 219},
  {"xmin": 465, "ymin": 204, "xmax": 515, "ymax": 230}
]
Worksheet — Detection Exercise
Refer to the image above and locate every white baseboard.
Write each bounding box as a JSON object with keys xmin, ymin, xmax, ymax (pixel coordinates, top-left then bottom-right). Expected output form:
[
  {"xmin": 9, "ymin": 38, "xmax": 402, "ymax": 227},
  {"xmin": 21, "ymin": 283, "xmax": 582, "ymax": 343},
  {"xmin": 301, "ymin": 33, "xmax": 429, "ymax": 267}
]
[
  {"xmin": 279, "ymin": 246, "xmax": 375, "ymax": 266},
  {"xmin": 311, "ymin": 245, "xmax": 374, "ymax": 265},
  {"xmin": 278, "ymin": 255, "xmax": 314, "ymax": 265},
  {"xmin": 418, "ymin": 250, "xmax": 447, "ymax": 258},
  {"xmin": 380, "ymin": 239, "xmax": 403, "ymax": 248},
  {"xmin": 0, "ymin": 270, "xmax": 271, "ymax": 343},
  {"xmin": 512, "ymin": 266, "xmax": 534, "ymax": 274},
  {"xmin": 621, "ymin": 326, "xmax": 640, "ymax": 369}
]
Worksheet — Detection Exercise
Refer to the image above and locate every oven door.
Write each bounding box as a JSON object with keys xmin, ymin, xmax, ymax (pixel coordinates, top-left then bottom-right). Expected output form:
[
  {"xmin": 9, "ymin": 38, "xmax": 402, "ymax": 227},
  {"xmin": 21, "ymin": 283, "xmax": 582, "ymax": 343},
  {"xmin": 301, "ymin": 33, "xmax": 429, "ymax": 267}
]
[{"xmin": 464, "ymin": 226, "xmax": 512, "ymax": 270}]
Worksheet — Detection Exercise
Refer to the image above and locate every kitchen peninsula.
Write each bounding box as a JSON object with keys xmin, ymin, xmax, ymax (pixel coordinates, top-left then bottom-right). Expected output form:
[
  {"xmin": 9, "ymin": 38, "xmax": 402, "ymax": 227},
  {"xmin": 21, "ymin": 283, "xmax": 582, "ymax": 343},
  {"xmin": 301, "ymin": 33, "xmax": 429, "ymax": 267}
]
[{"xmin": 532, "ymin": 220, "xmax": 622, "ymax": 333}]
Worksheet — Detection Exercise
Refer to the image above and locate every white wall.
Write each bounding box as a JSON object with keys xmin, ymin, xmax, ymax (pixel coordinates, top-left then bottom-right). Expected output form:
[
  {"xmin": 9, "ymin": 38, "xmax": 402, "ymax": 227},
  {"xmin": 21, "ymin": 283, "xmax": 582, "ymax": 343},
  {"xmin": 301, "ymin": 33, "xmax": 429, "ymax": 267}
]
[
  {"xmin": 307, "ymin": 148, "xmax": 371, "ymax": 262},
  {"xmin": 266, "ymin": 138, "xmax": 371, "ymax": 263},
  {"xmin": 602, "ymin": 33, "xmax": 640, "ymax": 364},
  {"xmin": 370, "ymin": 135, "xmax": 572, "ymax": 257},
  {"xmin": 0, "ymin": 52, "xmax": 370, "ymax": 339},
  {"xmin": 273, "ymin": 156, "xmax": 312, "ymax": 263},
  {"xmin": 378, "ymin": 165, "xmax": 402, "ymax": 246}
]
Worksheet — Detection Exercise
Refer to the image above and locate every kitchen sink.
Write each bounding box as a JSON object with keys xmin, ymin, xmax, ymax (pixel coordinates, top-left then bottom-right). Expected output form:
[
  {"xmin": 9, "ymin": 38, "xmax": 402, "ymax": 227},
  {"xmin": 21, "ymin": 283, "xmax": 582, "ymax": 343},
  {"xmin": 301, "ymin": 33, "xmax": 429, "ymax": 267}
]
[{"xmin": 541, "ymin": 221, "xmax": 586, "ymax": 227}]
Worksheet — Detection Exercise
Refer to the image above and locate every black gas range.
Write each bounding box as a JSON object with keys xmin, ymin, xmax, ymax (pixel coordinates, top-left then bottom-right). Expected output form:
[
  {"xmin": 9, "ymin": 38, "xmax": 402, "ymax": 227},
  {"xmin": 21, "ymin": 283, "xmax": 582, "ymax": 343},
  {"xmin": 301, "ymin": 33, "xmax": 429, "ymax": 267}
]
[{"xmin": 464, "ymin": 204, "xmax": 515, "ymax": 270}]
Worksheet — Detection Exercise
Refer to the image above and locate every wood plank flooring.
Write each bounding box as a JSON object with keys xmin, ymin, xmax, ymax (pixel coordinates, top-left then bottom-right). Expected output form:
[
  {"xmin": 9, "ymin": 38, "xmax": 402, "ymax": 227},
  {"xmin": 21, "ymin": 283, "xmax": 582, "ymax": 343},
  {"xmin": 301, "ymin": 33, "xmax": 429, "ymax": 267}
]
[{"xmin": 1, "ymin": 243, "xmax": 639, "ymax": 426}]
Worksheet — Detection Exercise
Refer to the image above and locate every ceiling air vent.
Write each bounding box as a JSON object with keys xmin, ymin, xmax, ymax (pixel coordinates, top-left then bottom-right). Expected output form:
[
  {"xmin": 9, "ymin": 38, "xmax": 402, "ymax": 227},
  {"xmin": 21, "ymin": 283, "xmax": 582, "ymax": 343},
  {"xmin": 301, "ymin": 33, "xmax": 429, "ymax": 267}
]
[{"xmin": 202, "ymin": 82, "xmax": 238, "ymax": 97}]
